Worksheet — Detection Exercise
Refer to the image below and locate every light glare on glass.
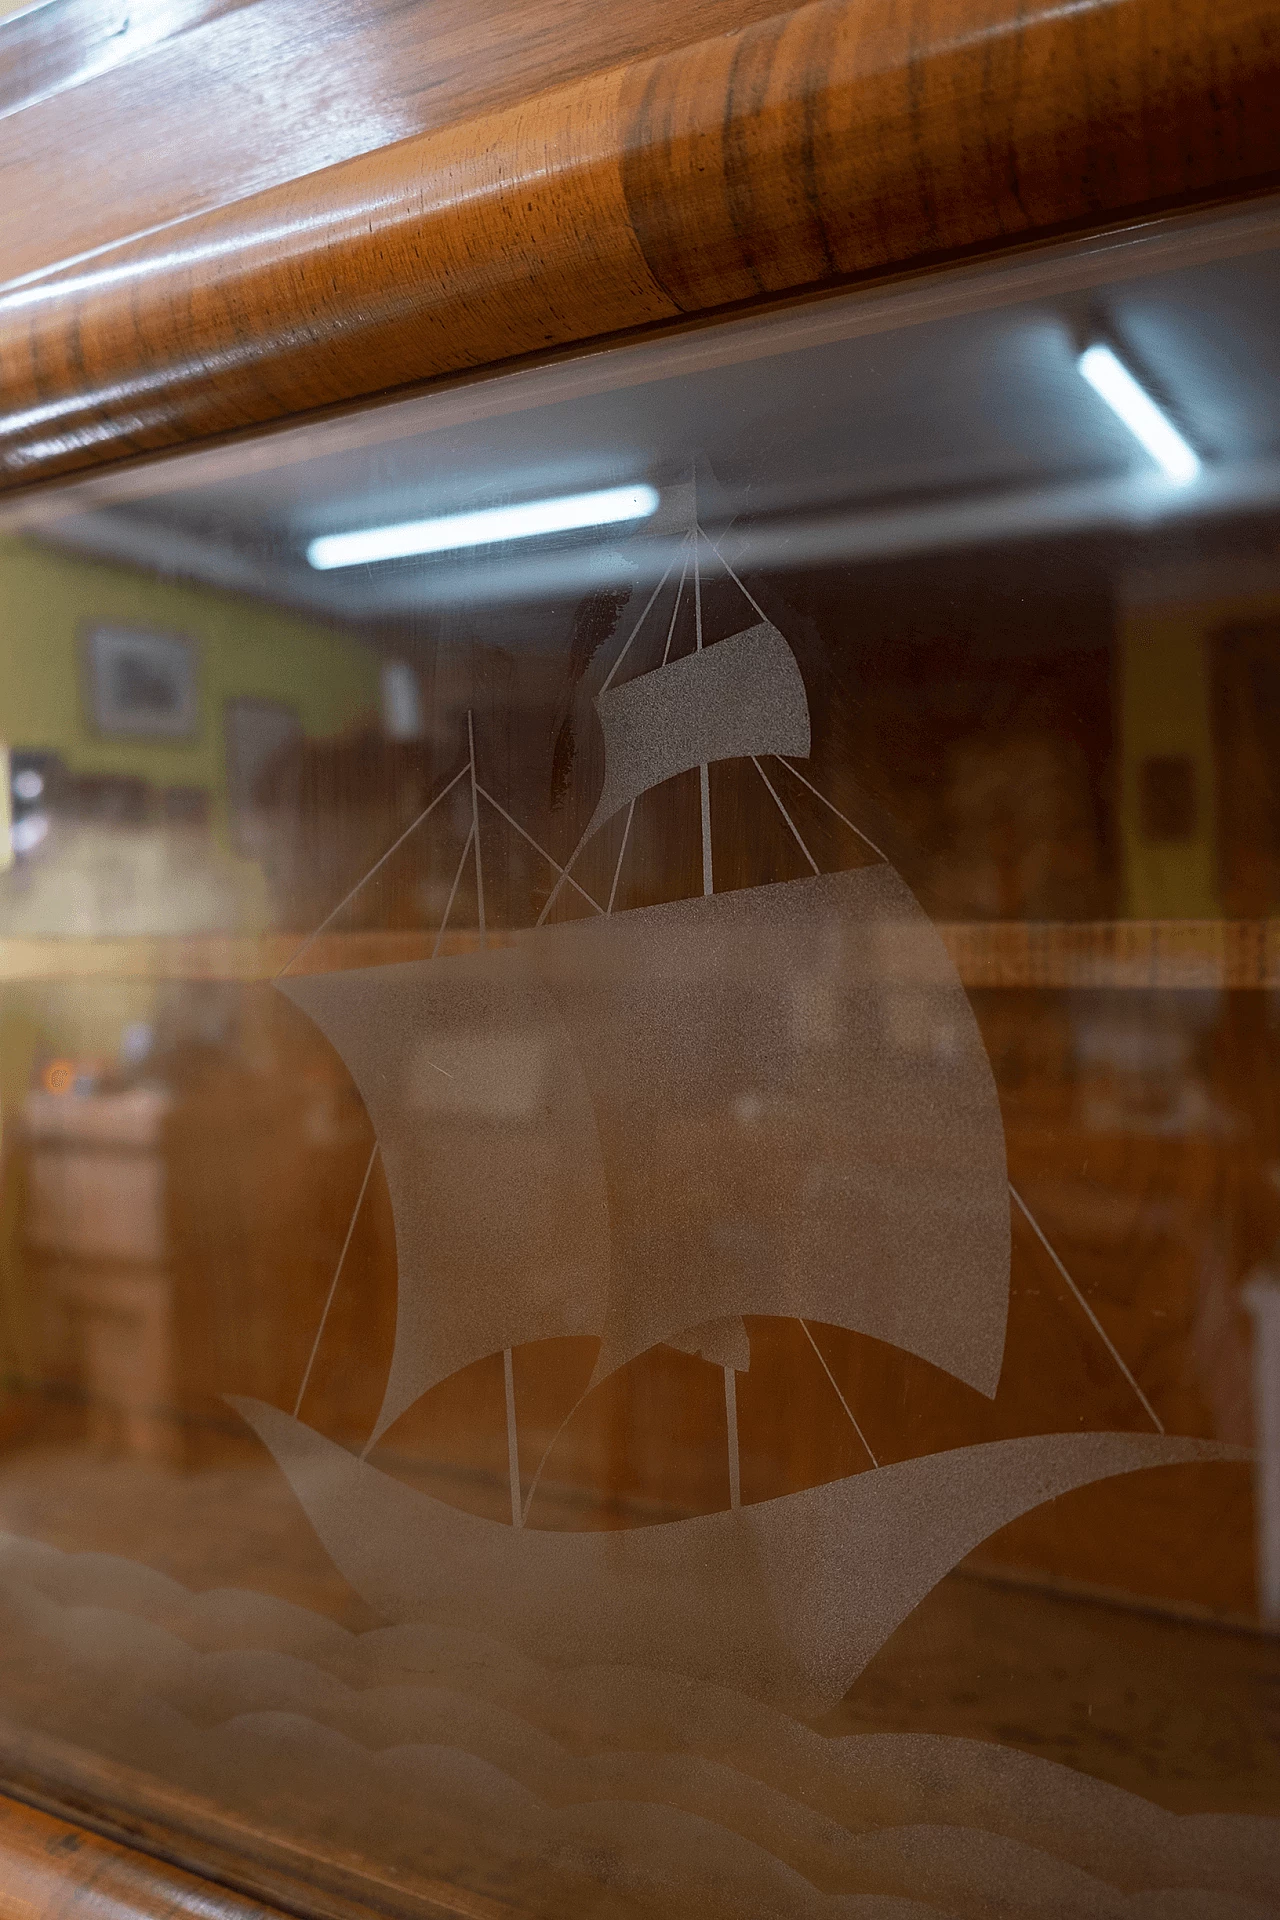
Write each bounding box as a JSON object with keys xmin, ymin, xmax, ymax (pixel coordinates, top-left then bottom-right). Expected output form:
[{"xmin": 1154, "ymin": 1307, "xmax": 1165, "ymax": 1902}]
[
  {"xmin": 1077, "ymin": 344, "xmax": 1201, "ymax": 485},
  {"xmin": 306, "ymin": 484, "xmax": 661, "ymax": 570}
]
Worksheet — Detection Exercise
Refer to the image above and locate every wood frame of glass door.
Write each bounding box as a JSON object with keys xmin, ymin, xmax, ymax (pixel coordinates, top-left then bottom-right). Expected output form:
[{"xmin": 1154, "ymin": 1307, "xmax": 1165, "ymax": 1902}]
[{"xmin": 0, "ymin": 0, "xmax": 1277, "ymax": 1910}]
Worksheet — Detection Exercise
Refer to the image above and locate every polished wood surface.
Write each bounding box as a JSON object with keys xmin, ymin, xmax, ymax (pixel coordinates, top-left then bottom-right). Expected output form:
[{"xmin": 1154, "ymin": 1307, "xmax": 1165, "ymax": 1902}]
[
  {"xmin": 0, "ymin": 0, "xmax": 792, "ymax": 285},
  {"xmin": 0, "ymin": 1768, "xmax": 517, "ymax": 1920},
  {"xmin": 1, "ymin": 920, "xmax": 1278, "ymax": 987},
  {"xmin": 0, "ymin": 0, "xmax": 251, "ymax": 131},
  {"xmin": 2, "ymin": 0, "xmax": 1279, "ymax": 490},
  {"xmin": 0, "ymin": 1792, "xmax": 285, "ymax": 1920}
]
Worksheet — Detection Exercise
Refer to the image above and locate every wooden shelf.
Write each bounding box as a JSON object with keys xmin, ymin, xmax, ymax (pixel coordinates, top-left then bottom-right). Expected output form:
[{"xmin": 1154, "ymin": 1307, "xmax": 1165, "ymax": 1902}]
[
  {"xmin": 2, "ymin": 920, "xmax": 1277, "ymax": 988},
  {"xmin": 940, "ymin": 918, "xmax": 1280, "ymax": 991}
]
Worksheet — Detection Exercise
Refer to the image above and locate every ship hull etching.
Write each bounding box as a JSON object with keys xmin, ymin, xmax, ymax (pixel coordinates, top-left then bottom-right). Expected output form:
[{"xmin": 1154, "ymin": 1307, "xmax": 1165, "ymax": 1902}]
[{"xmin": 233, "ymin": 1397, "xmax": 1241, "ymax": 1720}]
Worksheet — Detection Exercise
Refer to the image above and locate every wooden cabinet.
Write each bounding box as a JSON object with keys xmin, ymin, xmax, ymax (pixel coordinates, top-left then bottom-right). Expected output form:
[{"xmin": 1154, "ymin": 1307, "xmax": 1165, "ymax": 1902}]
[{"xmin": 0, "ymin": 1, "xmax": 1278, "ymax": 1914}]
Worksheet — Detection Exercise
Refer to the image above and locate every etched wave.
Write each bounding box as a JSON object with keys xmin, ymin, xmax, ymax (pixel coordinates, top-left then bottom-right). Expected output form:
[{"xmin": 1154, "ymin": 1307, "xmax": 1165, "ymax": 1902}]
[{"xmin": 0, "ymin": 1531, "xmax": 1274, "ymax": 1919}]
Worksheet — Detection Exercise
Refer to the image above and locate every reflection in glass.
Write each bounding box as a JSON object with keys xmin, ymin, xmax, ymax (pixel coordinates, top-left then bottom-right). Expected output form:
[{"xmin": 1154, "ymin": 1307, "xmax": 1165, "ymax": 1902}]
[{"xmin": 0, "ymin": 210, "xmax": 1276, "ymax": 1916}]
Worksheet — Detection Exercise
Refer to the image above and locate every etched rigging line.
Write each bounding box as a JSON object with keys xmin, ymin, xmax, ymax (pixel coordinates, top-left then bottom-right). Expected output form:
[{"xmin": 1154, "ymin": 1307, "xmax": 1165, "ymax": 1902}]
[
  {"xmin": 275, "ymin": 762, "xmax": 468, "ymax": 978},
  {"xmin": 295, "ymin": 1141, "xmax": 378, "ymax": 1419},
  {"xmin": 724, "ymin": 1366, "xmax": 742, "ymax": 1509},
  {"xmin": 535, "ymin": 837, "xmax": 587, "ymax": 927},
  {"xmin": 1009, "ymin": 1181, "xmax": 1165, "ymax": 1434},
  {"xmin": 520, "ymin": 1387, "xmax": 591, "ymax": 1526},
  {"xmin": 478, "ymin": 704, "xmax": 520, "ymax": 1516},
  {"xmin": 606, "ymin": 802, "xmax": 636, "ymax": 915},
  {"xmin": 477, "ymin": 784, "xmax": 604, "ymax": 914},
  {"xmin": 503, "ymin": 1347, "xmax": 522, "ymax": 1529},
  {"xmin": 432, "ymin": 823, "xmax": 475, "ymax": 960},
  {"xmin": 799, "ymin": 1319, "xmax": 879, "ymax": 1466},
  {"xmin": 751, "ymin": 755, "xmax": 820, "ymax": 874},
  {"xmin": 661, "ymin": 541, "xmax": 691, "ymax": 667},
  {"xmin": 467, "ymin": 710, "xmax": 486, "ymax": 948},
  {"xmin": 605, "ymin": 537, "xmax": 689, "ymax": 911},
  {"xmin": 538, "ymin": 539, "xmax": 691, "ymax": 927},
  {"xmin": 600, "ymin": 535, "xmax": 689, "ymax": 694},
  {"xmin": 704, "ymin": 531, "xmax": 768, "ymax": 623},
  {"xmin": 693, "ymin": 525, "xmax": 704, "ymax": 655},
  {"xmin": 773, "ymin": 755, "xmax": 891, "ymax": 865},
  {"xmin": 694, "ymin": 521, "xmax": 713, "ymax": 896}
]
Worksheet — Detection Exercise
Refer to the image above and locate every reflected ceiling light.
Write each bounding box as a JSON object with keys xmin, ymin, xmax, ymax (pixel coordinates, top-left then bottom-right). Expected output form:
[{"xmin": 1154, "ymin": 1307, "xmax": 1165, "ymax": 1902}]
[
  {"xmin": 306, "ymin": 484, "xmax": 660, "ymax": 570},
  {"xmin": 1077, "ymin": 344, "xmax": 1200, "ymax": 486}
]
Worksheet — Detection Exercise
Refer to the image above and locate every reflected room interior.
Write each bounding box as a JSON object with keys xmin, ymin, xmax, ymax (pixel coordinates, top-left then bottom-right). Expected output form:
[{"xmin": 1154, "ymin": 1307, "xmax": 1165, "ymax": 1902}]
[{"xmin": 0, "ymin": 231, "xmax": 1277, "ymax": 1902}]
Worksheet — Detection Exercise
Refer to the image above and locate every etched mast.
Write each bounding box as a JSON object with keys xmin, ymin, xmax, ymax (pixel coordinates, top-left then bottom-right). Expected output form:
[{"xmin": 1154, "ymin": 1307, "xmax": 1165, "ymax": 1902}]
[
  {"xmin": 467, "ymin": 708, "xmax": 524, "ymax": 1531},
  {"xmin": 243, "ymin": 511, "xmax": 1249, "ymax": 1717},
  {"xmin": 236, "ymin": 1394, "xmax": 1242, "ymax": 1718},
  {"xmin": 281, "ymin": 578, "xmax": 1013, "ymax": 1477},
  {"xmin": 694, "ymin": 496, "xmax": 713, "ymax": 902},
  {"xmin": 689, "ymin": 510, "xmax": 743, "ymax": 1508}
]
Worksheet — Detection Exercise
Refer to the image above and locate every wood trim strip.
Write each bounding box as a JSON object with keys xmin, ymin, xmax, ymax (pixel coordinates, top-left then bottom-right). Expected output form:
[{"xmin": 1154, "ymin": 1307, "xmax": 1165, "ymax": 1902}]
[
  {"xmin": 1, "ymin": 0, "xmax": 1278, "ymax": 491},
  {"xmin": 1, "ymin": 920, "xmax": 1278, "ymax": 987},
  {"xmin": 0, "ymin": 1791, "xmax": 287, "ymax": 1919},
  {"xmin": 0, "ymin": 1733, "xmax": 517, "ymax": 1920}
]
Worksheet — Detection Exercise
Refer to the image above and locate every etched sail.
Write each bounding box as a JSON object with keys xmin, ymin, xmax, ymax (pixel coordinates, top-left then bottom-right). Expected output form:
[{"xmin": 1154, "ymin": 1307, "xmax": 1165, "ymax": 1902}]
[
  {"xmin": 283, "ymin": 861, "xmax": 1010, "ymax": 1420},
  {"xmin": 280, "ymin": 944, "xmax": 611, "ymax": 1447},
  {"xmin": 535, "ymin": 863, "xmax": 1011, "ymax": 1395},
  {"xmin": 235, "ymin": 1396, "xmax": 1242, "ymax": 1717},
  {"xmin": 583, "ymin": 621, "xmax": 811, "ymax": 842}
]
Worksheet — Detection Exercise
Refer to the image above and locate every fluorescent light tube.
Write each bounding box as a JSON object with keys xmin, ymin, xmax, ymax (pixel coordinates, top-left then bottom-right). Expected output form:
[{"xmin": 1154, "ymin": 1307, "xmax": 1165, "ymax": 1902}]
[
  {"xmin": 307, "ymin": 484, "xmax": 660, "ymax": 570},
  {"xmin": 1077, "ymin": 344, "xmax": 1200, "ymax": 486}
]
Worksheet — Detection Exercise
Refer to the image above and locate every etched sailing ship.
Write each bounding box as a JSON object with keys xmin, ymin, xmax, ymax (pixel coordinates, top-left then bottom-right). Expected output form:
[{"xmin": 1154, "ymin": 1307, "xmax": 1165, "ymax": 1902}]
[{"xmin": 235, "ymin": 505, "xmax": 1237, "ymax": 1718}]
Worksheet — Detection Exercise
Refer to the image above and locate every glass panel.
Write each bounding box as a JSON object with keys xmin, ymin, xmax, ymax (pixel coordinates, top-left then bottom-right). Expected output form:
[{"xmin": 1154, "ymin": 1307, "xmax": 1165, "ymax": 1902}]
[{"xmin": 0, "ymin": 203, "xmax": 1277, "ymax": 1916}]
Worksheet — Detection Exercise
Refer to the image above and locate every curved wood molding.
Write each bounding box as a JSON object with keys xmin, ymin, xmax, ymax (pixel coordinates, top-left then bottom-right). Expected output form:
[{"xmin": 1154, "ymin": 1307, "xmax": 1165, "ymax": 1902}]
[
  {"xmin": 1, "ymin": 0, "xmax": 1278, "ymax": 490},
  {"xmin": 0, "ymin": 0, "xmax": 798, "ymax": 289},
  {"xmin": 0, "ymin": 1793, "xmax": 284, "ymax": 1919}
]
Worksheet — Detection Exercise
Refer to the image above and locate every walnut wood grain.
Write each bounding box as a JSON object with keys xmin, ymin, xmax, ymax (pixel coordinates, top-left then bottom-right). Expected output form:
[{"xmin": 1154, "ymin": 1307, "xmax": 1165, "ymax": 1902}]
[
  {"xmin": 0, "ymin": 0, "xmax": 793, "ymax": 288},
  {"xmin": 0, "ymin": 1792, "xmax": 286, "ymax": 1920},
  {"xmin": 0, "ymin": 920, "xmax": 1276, "ymax": 986},
  {"xmin": 0, "ymin": 1756, "xmax": 516, "ymax": 1920},
  {"xmin": 0, "ymin": 0, "xmax": 255, "ymax": 127},
  {"xmin": 1, "ymin": 0, "xmax": 1278, "ymax": 490}
]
